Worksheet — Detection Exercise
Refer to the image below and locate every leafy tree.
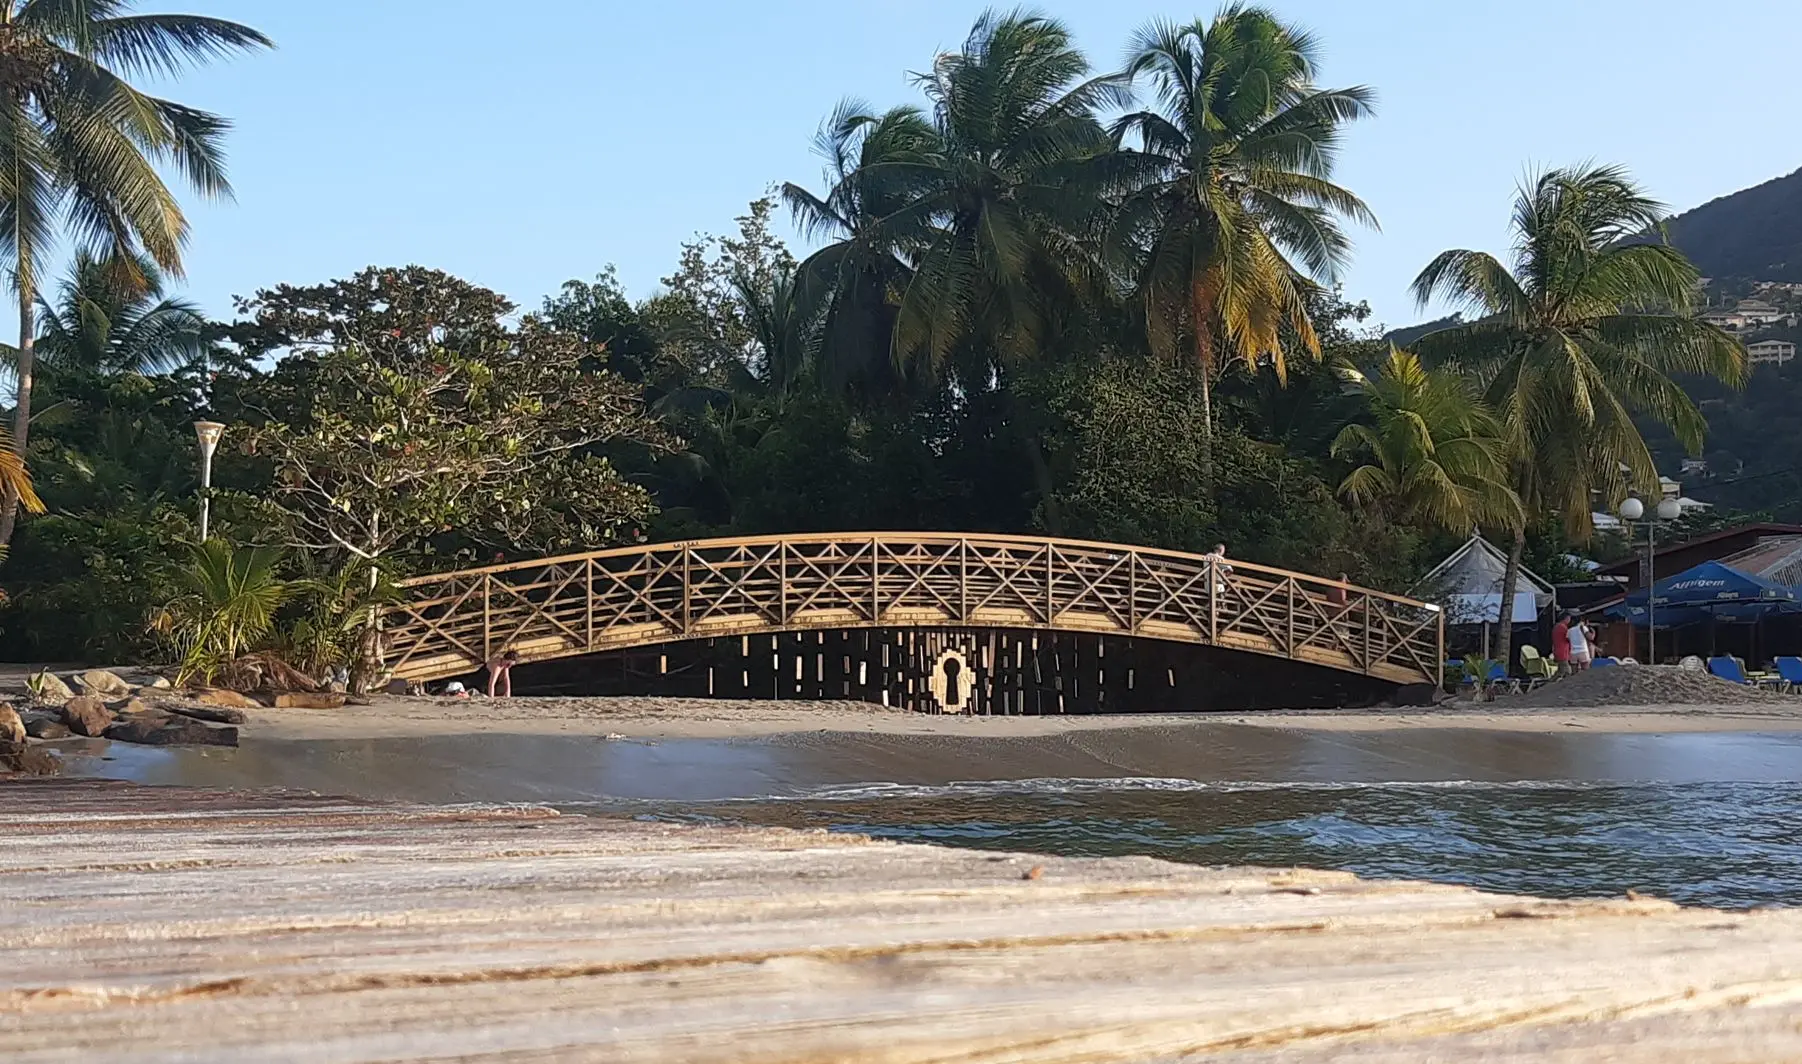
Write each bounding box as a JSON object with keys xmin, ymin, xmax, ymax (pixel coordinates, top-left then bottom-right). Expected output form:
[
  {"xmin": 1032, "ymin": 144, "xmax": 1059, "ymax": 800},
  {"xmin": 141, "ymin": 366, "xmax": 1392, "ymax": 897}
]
[
  {"xmin": 35, "ymin": 250, "xmax": 207, "ymax": 374},
  {"xmin": 1412, "ymin": 163, "xmax": 1746, "ymax": 669},
  {"xmin": 1332, "ymin": 346, "xmax": 1520, "ymax": 534},
  {"xmin": 1112, "ymin": 6, "xmax": 1376, "ymax": 437},
  {"xmin": 237, "ymin": 268, "xmax": 676, "ymax": 571},
  {"xmin": 0, "ymin": 1, "xmax": 270, "ymax": 549}
]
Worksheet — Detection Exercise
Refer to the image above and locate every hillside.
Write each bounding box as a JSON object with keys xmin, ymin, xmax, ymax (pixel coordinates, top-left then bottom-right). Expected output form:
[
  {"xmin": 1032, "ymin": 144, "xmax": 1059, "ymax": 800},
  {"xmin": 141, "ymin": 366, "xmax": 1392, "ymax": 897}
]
[{"xmin": 1660, "ymin": 167, "xmax": 1802, "ymax": 282}]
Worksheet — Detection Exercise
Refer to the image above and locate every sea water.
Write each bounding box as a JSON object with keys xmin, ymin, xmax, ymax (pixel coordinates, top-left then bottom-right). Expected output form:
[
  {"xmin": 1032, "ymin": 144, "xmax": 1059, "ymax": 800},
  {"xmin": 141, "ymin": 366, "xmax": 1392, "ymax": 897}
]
[
  {"xmin": 60, "ymin": 725, "xmax": 1802, "ymax": 909},
  {"xmin": 637, "ymin": 778, "xmax": 1802, "ymax": 909}
]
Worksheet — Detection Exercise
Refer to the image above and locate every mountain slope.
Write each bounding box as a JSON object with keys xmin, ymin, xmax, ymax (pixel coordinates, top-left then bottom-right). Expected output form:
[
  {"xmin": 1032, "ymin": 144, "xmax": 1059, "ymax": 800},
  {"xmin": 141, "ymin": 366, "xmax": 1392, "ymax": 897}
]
[{"xmin": 1660, "ymin": 167, "xmax": 1802, "ymax": 281}]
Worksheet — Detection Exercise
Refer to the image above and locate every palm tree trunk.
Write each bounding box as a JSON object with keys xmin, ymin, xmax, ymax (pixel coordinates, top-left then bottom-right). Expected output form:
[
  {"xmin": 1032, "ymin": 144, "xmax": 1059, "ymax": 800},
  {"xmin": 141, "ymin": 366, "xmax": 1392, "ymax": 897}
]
[
  {"xmin": 1191, "ymin": 281, "xmax": 1217, "ymax": 478},
  {"xmin": 1492, "ymin": 527, "xmax": 1527, "ymax": 683},
  {"xmin": 0, "ymin": 282, "xmax": 35, "ymax": 550}
]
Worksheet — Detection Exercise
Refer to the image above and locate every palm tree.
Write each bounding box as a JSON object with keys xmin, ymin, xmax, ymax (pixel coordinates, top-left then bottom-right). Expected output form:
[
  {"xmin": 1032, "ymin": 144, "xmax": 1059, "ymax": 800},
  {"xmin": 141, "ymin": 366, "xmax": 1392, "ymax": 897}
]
[
  {"xmin": 782, "ymin": 101, "xmax": 935, "ymax": 395},
  {"xmin": 0, "ymin": 426, "xmax": 40, "ymax": 518},
  {"xmin": 1332, "ymin": 346, "xmax": 1521, "ymax": 534},
  {"xmin": 1112, "ymin": 6, "xmax": 1377, "ymax": 439},
  {"xmin": 155, "ymin": 540, "xmax": 289, "ymax": 683},
  {"xmin": 786, "ymin": 12, "xmax": 1125, "ymax": 384},
  {"xmin": 1412, "ymin": 163, "xmax": 1745, "ymax": 671},
  {"xmin": 0, "ymin": 2, "xmax": 271, "ymax": 549},
  {"xmin": 36, "ymin": 250, "xmax": 206, "ymax": 374}
]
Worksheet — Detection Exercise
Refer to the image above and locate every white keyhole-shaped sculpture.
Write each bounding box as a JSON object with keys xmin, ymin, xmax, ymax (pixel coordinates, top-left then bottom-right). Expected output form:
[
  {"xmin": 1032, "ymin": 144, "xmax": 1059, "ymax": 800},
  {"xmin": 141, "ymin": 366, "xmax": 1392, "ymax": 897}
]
[{"xmin": 929, "ymin": 648, "xmax": 976, "ymax": 713}]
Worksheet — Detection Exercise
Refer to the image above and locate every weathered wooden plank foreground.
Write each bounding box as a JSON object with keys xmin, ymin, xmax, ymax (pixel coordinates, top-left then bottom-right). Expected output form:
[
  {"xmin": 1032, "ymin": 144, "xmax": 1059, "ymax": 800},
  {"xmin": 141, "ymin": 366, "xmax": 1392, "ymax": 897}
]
[{"xmin": 3, "ymin": 780, "xmax": 1802, "ymax": 1062}]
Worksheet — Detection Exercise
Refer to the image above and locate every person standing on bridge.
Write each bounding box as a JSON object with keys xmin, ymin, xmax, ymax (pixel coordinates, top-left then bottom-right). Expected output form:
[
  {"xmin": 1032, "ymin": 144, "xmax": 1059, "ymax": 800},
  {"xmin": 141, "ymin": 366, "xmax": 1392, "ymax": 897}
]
[
  {"xmin": 486, "ymin": 650, "xmax": 520, "ymax": 698},
  {"xmin": 1203, "ymin": 543, "xmax": 1233, "ymax": 593}
]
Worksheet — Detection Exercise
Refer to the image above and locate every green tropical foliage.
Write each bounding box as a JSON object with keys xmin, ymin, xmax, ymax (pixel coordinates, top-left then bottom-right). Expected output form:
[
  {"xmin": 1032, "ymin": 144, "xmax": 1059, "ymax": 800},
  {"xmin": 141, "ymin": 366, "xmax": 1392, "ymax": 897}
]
[
  {"xmin": 1112, "ymin": 6, "xmax": 1376, "ymax": 434},
  {"xmin": 0, "ymin": 8, "xmax": 1746, "ymax": 685},
  {"xmin": 36, "ymin": 250, "xmax": 208, "ymax": 374},
  {"xmin": 1332, "ymin": 346, "xmax": 1520, "ymax": 534},
  {"xmin": 0, "ymin": 1, "xmax": 270, "ymax": 548},
  {"xmin": 155, "ymin": 540, "xmax": 289, "ymax": 683},
  {"xmin": 1412, "ymin": 164, "xmax": 1745, "ymax": 669}
]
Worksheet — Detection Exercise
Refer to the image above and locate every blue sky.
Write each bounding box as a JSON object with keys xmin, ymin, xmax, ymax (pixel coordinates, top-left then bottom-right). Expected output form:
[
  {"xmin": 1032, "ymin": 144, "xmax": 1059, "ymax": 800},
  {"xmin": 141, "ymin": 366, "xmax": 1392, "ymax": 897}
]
[{"xmin": 97, "ymin": 0, "xmax": 1802, "ymax": 332}]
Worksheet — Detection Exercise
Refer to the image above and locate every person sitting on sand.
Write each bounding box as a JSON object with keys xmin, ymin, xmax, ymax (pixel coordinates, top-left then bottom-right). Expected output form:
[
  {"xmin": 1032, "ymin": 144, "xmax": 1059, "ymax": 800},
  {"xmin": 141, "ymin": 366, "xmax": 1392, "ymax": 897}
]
[{"xmin": 487, "ymin": 650, "xmax": 520, "ymax": 698}]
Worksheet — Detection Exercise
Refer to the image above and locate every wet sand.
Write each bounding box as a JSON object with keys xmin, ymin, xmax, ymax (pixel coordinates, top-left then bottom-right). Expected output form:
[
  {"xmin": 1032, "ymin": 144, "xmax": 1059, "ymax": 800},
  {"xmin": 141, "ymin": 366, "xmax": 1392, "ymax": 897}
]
[{"xmin": 56, "ymin": 712, "xmax": 1802, "ymax": 804}]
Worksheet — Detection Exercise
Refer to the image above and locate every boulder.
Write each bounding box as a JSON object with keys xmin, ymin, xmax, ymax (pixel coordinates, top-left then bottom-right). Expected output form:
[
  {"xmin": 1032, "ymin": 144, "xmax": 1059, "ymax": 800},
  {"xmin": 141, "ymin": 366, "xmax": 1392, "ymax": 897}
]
[
  {"xmin": 142, "ymin": 676, "xmax": 174, "ymax": 690},
  {"xmin": 103, "ymin": 714, "xmax": 238, "ymax": 748},
  {"xmin": 0, "ymin": 703, "xmax": 24, "ymax": 745},
  {"xmin": 75, "ymin": 669, "xmax": 133, "ymax": 698},
  {"xmin": 0, "ymin": 740, "xmax": 57, "ymax": 775},
  {"xmin": 107, "ymin": 697, "xmax": 155, "ymax": 717},
  {"xmin": 193, "ymin": 688, "xmax": 263, "ymax": 710},
  {"xmin": 24, "ymin": 717, "xmax": 71, "ymax": 740},
  {"xmin": 60, "ymin": 696, "xmax": 116, "ymax": 738},
  {"xmin": 273, "ymin": 692, "xmax": 347, "ymax": 710},
  {"xmin": 26, "ymin": 670, "xmax": 74, "ymax": 706},
  {"xmin": 167, "ymin": 704, "xmax": 249, "ymax": 726}
]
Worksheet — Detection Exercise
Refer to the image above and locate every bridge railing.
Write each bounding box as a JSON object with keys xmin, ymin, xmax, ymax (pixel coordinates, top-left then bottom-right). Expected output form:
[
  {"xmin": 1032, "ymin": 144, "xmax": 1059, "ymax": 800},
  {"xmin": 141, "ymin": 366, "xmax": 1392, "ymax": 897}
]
[{"xmin": 382, "ymin": 533, "xmax": 1444, "ymax": 686}]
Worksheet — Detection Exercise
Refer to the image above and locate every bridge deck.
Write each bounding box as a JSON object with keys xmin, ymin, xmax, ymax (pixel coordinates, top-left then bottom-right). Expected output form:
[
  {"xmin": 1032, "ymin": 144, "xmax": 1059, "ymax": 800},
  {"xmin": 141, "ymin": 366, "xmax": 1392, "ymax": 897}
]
[{"xmin": 382, "ymin": 533, "xmax": 1444, "ymax": 692}]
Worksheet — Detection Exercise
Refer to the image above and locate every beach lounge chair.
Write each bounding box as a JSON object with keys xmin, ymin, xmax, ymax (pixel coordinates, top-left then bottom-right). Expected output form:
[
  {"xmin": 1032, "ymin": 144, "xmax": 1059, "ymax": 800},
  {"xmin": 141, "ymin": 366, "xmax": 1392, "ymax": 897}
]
[
  {"xmin": 1485, "ymin": 662, "xmax": 1519, "ymax": 694},
  {"xmin": 1518, "ymin": 645, "xmax": 1555, "ymax": 689},
  {"xmin": 1730, "ymin": 655, "xmax": 1778, "ymax": 687},
  {"xmin": 1708, "ymin": 656, "xmax": 1754, "ymax": 686},
  {"xmin": 1773, "ymin": 657, "xmax": 1802, "ymax": 693},
  {"xmin": 1591, "ymin": 657, "xmax": 1619, "ymax": 669}
]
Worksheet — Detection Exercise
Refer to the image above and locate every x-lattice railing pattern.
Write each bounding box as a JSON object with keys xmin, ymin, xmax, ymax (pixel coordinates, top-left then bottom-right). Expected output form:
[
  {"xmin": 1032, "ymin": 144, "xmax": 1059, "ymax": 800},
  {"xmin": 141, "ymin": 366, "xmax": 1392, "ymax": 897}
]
[{"xmin": 383, "ymin": 533, "xmax": 1444, "ymax": 686}]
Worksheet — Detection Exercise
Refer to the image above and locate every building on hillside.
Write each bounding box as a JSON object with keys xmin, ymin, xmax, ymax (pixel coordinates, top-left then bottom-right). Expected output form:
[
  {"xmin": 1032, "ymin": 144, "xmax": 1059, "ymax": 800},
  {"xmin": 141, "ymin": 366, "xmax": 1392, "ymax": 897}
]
[
  {"xmin": 1701, "ymin": 308, "xmax": 1748, "ymax": 331},
  {"xmin": 1736, "ymin": 299, "xmax": 1788, "ymax": 325},
  {"xmin": 1748, "ymin": 339, "xmax": 1797, "ymax": 366}
]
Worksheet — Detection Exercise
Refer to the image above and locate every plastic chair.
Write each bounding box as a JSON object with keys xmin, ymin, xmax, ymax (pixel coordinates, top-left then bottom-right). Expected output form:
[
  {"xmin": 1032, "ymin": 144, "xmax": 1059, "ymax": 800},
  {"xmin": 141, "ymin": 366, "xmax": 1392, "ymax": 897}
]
[
  {"xmin": 1485, "ymin": 661, "xmax": 1519, "ymax": 694},
  {"xmin": 1518, "ymin": 645, "xmax": 1555, "ymax": 689},
  {"xmin": 1773, "ymin": 657, "xmax": 1802, "ymax": 693},
  {"xmin": 1591, "ymin": 657, "xmax": 1619, "ymax": 669},
  {"xmin": 1708, "ymin": 657, "xmax": 1753, "ymax": 685}
]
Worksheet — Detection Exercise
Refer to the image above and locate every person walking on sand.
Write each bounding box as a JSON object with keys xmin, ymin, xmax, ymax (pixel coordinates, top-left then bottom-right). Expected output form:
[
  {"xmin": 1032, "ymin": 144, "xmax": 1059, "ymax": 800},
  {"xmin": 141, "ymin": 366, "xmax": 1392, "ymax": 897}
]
[
  {"xmin": 1566, "ymin": 612, "xmax": 1594, "ymax": 672},
  {"xmin": 486, "ymin": 650, "xmax": 520, "ymax": 698}
]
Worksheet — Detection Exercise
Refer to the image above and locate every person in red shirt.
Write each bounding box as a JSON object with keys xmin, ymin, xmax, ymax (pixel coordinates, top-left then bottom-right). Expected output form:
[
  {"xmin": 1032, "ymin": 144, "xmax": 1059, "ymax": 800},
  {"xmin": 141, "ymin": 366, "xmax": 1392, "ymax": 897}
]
[{"xmin": 1551, "ymin": 616, "xmax": 1572, "ymax": 676}]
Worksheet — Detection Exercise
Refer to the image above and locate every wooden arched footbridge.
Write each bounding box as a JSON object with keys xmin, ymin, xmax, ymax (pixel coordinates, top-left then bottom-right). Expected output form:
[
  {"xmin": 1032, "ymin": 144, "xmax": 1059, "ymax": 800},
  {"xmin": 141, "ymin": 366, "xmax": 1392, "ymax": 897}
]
[{"xmin": 382, "ymin": 534, "xmax": 1444, "ymax": 702}]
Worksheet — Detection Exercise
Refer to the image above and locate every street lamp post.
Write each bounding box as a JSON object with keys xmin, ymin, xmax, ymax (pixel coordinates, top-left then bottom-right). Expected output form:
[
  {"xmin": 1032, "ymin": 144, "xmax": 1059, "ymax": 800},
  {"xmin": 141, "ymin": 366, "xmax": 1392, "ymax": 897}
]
[
  {"xmin": 193, "ymin": 421, "xmax": 225, "ymax": 543},
  {"xmin": 1618, "ymin": 494, "xmax": 1683, "ymax": 663}
]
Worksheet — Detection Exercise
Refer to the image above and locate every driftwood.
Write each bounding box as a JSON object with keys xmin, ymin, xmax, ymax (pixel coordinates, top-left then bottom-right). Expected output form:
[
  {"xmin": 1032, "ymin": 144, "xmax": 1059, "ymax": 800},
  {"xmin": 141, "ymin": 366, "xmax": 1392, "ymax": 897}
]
[{"xmin": 2, "ymin": 779, "xmax": 1801, "ymax": 1062}]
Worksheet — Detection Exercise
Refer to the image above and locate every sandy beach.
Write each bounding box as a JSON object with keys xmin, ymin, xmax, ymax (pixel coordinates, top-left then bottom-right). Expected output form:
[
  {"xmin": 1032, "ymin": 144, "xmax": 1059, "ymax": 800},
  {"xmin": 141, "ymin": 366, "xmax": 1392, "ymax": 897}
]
[{"xmin": 244, "ymin": 691, "xmax": 1802, "ymax": 742}]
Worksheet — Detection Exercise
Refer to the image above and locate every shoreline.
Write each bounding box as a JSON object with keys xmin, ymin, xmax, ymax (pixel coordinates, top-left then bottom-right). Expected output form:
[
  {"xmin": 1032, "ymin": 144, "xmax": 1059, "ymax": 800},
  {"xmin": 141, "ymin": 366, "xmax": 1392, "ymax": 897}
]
[{"xmin": 242, "ymin": 692, "xmax": 1802, "ymax": 742}]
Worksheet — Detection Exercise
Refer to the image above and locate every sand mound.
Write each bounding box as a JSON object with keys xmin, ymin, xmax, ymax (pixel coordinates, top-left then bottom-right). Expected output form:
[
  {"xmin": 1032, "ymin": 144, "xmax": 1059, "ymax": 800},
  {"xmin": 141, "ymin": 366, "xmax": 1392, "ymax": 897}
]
[{"xmin": 1491, "ymin": 664, "xmax": 1792, "ymax": 709}]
